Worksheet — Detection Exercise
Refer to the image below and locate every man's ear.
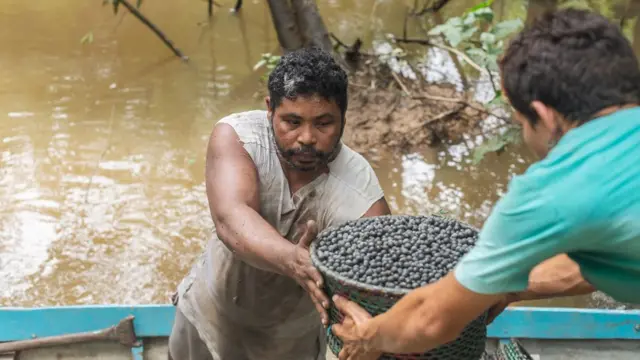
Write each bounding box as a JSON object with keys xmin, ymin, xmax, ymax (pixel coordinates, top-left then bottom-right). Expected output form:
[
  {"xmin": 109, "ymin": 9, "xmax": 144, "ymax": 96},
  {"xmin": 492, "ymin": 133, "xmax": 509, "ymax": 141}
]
[
  {"xmin": 265, "ymin": 96, "xmax": 273, "ymax": 121},
  {"xmin": 530, "ymin": 100, "xmax": 557, "ymax": 131}
]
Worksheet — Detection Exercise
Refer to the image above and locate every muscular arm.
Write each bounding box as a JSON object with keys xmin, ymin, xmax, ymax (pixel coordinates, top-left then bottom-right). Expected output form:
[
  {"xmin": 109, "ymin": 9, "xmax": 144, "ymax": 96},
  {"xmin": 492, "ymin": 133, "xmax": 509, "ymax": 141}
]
[
  {"xmin": 349, "ymin": 266, "xmax": 594, "ymax": 355},
  {"xmin": 362, "ymin": 197, "xmax": 392, "ymax": 218},
  {"xmin": 206, "ymin": 123, "xmax": 295, "ymax": 275}
]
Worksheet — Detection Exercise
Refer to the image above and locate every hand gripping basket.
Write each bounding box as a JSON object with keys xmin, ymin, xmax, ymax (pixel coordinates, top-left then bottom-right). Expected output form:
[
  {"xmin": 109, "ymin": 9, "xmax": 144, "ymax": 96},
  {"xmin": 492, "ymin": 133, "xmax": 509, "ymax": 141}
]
[{"xmin": 310, "ymin": 215, "xmax": 488, "ymax": 360}]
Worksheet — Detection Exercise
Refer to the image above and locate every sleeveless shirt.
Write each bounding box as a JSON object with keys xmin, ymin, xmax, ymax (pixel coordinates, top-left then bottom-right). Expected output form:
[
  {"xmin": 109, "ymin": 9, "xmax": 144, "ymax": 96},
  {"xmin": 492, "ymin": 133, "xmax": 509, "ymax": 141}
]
[{"xmin": 175, "ymin": 110, "xmax": 385, "ymax": 360}]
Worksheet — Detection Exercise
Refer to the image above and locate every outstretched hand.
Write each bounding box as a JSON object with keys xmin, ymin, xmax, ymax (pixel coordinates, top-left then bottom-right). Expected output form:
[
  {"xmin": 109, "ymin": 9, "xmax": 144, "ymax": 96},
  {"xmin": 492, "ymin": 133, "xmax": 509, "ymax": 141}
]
[
  {"xmin": 332, "ymin": 295, "xmax": 382, "ymax": 360},
  {"xmin": 287, "ymin": 220, "xmax": 330, "ymax": 326}
]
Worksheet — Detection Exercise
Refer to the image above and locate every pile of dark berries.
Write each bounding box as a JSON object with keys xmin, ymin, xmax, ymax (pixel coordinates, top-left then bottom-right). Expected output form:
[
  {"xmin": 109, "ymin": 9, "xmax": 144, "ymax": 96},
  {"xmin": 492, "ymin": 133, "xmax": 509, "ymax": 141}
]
[{"xmin": 314, "ymin": 215, "xmax": 478, "ymax": 290}]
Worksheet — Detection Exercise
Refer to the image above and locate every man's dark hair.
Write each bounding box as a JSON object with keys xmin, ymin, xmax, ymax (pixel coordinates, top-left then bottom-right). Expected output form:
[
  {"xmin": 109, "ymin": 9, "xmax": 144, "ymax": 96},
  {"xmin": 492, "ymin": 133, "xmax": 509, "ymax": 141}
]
[
  {"xmin": 267, "ymin": 47, "xmax": 348, "ymax": 118},
  {"xmin": 500, "ymin": 8, "xmax": 640, "ymax": 125}
]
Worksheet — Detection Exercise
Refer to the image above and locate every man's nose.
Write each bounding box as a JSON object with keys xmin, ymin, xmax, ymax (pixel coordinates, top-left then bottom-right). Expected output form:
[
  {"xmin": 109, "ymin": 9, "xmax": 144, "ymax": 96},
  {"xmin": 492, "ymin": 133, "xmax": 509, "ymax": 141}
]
[{"xmin": 297, "ymin": 125, "xmax": 317, "ymax": 145}]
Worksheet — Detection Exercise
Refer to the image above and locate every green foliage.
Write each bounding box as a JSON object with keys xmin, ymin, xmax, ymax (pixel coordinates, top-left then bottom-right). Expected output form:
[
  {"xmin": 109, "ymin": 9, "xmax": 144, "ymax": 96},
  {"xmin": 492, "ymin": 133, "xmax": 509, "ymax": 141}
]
[
  {"xmin": 428, "ymin": 2, "xmax": 523, "ymax": 72},
  {"xmin": 253, "ymin": 53, "xmax": 282, "ymax": 81},
  {"xmin": 471, "ymin": 125, "xmax": 521, "ymax": 165},
  {"xmin": 427, "ymin": 2, "xmax": 524, "ymax": 164}
]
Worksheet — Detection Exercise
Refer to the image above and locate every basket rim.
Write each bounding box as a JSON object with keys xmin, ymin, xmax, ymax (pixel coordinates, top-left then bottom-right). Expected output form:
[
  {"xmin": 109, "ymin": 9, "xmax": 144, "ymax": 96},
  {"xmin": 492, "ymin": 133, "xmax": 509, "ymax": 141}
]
[{"xmin": 310, "ymin": 214, "xmax": 480, "ymax": 297}]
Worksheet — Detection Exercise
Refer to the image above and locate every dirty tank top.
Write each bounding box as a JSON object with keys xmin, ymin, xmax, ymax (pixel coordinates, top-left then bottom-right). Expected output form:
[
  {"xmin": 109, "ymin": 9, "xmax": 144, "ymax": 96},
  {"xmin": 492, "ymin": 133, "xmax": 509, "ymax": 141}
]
[{"xmin": 175, "ymin": 110, "xmax": 385, "ymax": 360}]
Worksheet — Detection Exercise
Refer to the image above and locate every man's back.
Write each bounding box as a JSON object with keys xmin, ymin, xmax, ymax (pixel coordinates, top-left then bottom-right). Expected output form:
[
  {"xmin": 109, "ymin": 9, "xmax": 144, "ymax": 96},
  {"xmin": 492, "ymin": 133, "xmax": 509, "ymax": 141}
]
[
  {"xmin": 545, "ymin": 107, "xmax": 640, "ymax": 302},
  {"xmin": 455, "ymin": 107, "xmax": 640, "ymax": 303}
]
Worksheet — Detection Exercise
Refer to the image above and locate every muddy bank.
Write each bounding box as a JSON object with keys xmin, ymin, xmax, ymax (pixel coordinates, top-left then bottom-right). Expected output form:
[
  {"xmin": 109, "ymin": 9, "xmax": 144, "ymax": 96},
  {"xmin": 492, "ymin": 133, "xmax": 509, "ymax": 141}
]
[{"xmin": 342, "ymin": 59, "xmax": 486, "ymax": 155}]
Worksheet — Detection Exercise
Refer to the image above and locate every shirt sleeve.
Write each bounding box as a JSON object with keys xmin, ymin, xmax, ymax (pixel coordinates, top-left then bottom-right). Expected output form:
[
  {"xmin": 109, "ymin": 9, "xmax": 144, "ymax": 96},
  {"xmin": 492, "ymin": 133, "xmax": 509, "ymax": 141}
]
[{"xmin": 453, "ymin": 174, "xmax": 574, "ymax": 295}]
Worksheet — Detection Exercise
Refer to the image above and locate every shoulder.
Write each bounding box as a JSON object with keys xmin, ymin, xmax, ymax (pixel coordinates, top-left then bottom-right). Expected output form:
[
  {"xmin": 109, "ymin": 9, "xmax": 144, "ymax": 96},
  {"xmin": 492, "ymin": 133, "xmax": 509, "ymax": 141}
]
[
  {"xmin": 216, "ymin": 110, "xmax": 271, "ymax": 144},
  {"xmin": 214, "ymin": 110, "xmax": 274, "ymax": 164},
  {"xmin": 326, "ymin": 144, "xmax": 383, "ymax": 201}
]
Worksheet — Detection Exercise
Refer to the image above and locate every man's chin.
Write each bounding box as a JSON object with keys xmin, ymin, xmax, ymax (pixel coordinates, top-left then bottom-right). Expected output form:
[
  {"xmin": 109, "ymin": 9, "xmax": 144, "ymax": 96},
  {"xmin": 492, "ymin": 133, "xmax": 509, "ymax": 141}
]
[
  {"xmin": 294, "ymin": 163, "xmax": 319, "ymax": 172},
  {"xmin": 290, "ymin": 159, "xmax": 323, "ymax": 172}
]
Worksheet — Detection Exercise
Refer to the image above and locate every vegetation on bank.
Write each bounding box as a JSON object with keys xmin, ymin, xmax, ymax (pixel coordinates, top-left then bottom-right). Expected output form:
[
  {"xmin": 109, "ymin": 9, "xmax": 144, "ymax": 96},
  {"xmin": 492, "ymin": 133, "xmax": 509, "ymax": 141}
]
[{"xmin": 86, "ymin": 0, "xmax": 640, "ymax": 163}]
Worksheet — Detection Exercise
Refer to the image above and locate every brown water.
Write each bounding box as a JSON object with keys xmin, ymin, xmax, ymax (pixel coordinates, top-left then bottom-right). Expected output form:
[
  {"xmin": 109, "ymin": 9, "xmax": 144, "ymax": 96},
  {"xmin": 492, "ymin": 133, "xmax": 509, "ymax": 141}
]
[{"xmin": 0, "ymin": 0, "xmax": 635, "ymax": 308}]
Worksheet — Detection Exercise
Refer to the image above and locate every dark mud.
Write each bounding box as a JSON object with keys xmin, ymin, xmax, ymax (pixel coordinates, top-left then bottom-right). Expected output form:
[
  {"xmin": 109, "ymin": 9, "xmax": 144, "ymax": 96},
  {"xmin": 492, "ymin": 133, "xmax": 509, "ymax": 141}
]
[{"xmin": 343, "ymin": 58, "xmax": 486, "ymax": 155}]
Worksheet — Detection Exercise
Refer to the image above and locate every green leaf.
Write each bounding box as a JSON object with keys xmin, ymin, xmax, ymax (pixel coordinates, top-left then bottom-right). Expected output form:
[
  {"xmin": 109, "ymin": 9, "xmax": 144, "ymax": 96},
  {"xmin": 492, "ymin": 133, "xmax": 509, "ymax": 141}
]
[
  {"xmin": 448, "ymin": 16, "xmax": 464, "ymax": 27},
  {"xmin": 463, "ymin": 12, "xmax": 478, "ymax": 26},
  {"xmin": 428, "ymin": 22, "xmax": 452, "ymax": 36},
  {"xmin": 472, "ymin": 7, "xmax": 494, "ymax": 23},
  {"xmin": 80, "ymin": 31, "xmax": 94, "ymax": 45},
  {"xmin": 492, "ymin": 19, "xmax": 524, "ymax": 39},
  {"xmin": 136, "ymin": 0, "xmax": 143, "ymax": 8},
  {"xmin": 471, "ymin": 134, "xmax": 509, "ymax": 164},
  {"xmin": 480, "ymin": 32, "xmax": 496, "ymax": 45},
  {"xmin": 466, "ymin": 48, "xmax": 490, "ymax": 68},
  {"xmin": 440, "ymin": 24, "xmax": 464, "ymax": 47},
  {"xmin": 113, "ymin": 0, "xmax": 120, "ymax": 14},
  {"xmin": 471, "ymin": 125, "xmax": 522, "ymax": 164},
  {"xmin": 429, "ymin": 21, "xmax": 465, "ymax": 47},
  {"xmin": 487, "ymin": 90, "xmax": 506, "ymax": 107},
  {"xmin": 460, "ymin": 27, "xmax": 478, "ymax": 42},
  {"xmin": 465, "ymin": 0, "xmax": 494, "ymax": 14},
  {"xmin": 253, "ymin": 59, "xmax": 267, "ymax": 71}
]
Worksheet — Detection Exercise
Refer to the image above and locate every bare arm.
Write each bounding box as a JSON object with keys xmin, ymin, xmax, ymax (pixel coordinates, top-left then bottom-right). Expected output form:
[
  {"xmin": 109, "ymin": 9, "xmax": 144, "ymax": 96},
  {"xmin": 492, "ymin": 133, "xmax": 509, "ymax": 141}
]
[
  {"xmin": 361, "ymin": 197, "xmax": 392, "ymax": 218},
  {"xmin": 352, "ymin": 274, "xmax": 503, "ymax": 354},
  {"xmin": 333, "ymin": 263, "xmax": 595, "ymax": 357},
  {"xmin": 206, "ymin": 123, "xmax": 296, "ymax": 274}
]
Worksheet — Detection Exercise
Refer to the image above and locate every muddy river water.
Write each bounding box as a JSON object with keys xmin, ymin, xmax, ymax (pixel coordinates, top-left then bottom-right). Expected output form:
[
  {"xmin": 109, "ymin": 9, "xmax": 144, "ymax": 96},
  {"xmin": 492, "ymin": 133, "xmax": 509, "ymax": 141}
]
[{"xmin": 0, "ymin": 0, "xmax": 636, "ymax": 308}]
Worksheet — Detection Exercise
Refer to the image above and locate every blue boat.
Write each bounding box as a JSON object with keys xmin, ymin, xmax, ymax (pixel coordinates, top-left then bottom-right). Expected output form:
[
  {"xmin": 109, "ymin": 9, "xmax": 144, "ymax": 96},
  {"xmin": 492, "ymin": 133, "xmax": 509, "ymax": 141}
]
[{"xmin": 0, "ymin": 305, "xmax": 639, "ymax": 359}]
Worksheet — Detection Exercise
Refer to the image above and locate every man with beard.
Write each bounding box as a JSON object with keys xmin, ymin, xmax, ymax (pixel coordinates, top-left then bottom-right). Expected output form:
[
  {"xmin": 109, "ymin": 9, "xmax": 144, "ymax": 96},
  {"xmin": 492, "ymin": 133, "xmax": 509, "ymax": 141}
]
[
  {"xmin": 168, "ymin": 47, "xmax": 392, "ymax": 360},
  {"xmin": 330, "ymin": 8, "xmax": 640, "ymax": 360}
]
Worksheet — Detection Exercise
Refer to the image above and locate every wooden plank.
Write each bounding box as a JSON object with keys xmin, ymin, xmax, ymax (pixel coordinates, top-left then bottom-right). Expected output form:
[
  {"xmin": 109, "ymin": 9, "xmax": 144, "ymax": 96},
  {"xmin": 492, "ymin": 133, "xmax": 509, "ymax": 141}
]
[{"xmin": 1, "ymin": 305, "xmax": 639, "ymax": 342}]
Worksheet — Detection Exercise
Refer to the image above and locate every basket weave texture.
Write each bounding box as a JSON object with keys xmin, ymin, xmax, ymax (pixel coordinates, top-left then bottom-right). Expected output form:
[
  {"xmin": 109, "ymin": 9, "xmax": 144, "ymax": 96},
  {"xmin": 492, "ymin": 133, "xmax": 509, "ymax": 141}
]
[{"xmin": 310, "ymin": 215, "xmax": 488, "ymax": 360}]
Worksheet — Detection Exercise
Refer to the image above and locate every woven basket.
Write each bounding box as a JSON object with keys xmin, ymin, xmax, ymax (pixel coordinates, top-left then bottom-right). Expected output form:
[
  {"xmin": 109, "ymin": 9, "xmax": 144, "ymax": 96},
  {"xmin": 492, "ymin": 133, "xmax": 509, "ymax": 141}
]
[{"xmin": 310, "ymin": 214, "xmax": 488, "ymax": 360}]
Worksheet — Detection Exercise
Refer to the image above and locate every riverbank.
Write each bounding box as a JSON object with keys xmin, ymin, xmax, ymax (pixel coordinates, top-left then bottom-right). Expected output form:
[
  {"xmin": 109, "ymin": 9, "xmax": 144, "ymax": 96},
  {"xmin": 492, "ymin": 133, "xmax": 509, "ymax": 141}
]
[{"xmin": 343, "ymin": 58, "xmax": 486, "ymax": 155}]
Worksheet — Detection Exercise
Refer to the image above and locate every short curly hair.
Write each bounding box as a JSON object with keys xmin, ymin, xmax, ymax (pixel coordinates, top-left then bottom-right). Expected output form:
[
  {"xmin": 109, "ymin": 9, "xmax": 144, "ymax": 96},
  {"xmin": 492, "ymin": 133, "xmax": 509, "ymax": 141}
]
[
  {"xmin": 267, "ymin": 47, "xmax": 348, "ymax": 118},
  {"xmin": 500, "ymin": 8, "xmax": 640, "ymax": 125}
]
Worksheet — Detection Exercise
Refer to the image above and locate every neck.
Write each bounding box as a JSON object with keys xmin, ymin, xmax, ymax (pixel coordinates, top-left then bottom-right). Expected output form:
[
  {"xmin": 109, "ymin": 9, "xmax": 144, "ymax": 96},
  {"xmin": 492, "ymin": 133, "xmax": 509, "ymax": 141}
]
[
  {"xmin": 560, "ymin": 103, "xmax": 639, "ymax": 134},
  {"xmin": 592, "ymin": 103, "xmax": 639, "ymax": 120},
  {"xmin": 280, "ymin": 161, "xmax": 328, "ymax": 194}
]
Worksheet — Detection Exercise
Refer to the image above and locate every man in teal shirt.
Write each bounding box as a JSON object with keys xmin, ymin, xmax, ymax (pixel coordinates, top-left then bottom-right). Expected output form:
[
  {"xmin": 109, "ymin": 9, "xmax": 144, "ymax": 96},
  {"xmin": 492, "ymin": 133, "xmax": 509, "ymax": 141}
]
[{"xmin": 331, "ymin": 8, "xmax": 640, "ymax": 359}]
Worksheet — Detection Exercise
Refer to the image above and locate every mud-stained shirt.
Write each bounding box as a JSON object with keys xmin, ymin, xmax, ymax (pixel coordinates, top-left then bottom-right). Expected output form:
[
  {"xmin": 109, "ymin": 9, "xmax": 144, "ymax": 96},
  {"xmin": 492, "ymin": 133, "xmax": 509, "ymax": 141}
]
[{"xmin": 175, "ymin": 110, "xmax": 385, "ymax": 360}]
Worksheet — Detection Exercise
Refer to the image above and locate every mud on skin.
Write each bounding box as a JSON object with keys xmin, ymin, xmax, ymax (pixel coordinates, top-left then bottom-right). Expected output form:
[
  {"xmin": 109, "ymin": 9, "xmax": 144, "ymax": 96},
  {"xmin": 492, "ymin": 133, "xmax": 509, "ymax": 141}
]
[{"xmin": 315, "ymin": 216, "xmax": 478, "ymax": 289}]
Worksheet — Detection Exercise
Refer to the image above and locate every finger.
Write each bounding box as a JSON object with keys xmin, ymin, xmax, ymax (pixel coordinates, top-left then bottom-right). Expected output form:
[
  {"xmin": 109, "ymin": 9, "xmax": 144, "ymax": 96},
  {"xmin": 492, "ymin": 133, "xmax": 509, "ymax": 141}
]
[
  {"xmin": 306, "ymin": 277, "xmax": 329, "ymax": 307},
  {"xmin": 338, "ymin": 347, "xmax": 347, "ymax": 360},
  {"xmin": 298, "ymin": 220, "xmax": 318, "ymax": 248},
  {"xmin": 333, "ymin": 295, "xmax": 372, "ymax": 322},
  {"xmin": 310, "ymin": 295, "xmax": 328, "ymax": 326},
  {"xmin": 307, "ymin": 266, "xmax": 325, "ymax": 289},
  {"xmin": 332, "ymin": 322, "xmax": 346, "ymax": 339},
  {"xmin": 304, "ymin": 280, "xmax": 329, "ymax": 323},
  {"xmin": 338, "ymin": 344, "xmax": 354, "ymax": 360}
]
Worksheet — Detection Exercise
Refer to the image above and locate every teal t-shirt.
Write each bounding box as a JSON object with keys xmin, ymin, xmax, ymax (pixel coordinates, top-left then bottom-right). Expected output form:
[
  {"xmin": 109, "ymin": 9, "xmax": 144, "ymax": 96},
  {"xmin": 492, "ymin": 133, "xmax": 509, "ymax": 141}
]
[{"xmin": 454, "ymin": 107, "xmax": 640, "ymax": 303}]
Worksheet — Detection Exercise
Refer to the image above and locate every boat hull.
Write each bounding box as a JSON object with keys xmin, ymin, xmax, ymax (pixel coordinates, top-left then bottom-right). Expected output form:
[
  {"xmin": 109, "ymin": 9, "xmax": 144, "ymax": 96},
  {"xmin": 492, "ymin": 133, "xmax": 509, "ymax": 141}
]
[
  {"xmin": 1, "ymin": 305, "xmax": 639, "ymax": 359},
  {"xmin": 5, "ymin": 338, "xmax": 640, "ymax": 360}
]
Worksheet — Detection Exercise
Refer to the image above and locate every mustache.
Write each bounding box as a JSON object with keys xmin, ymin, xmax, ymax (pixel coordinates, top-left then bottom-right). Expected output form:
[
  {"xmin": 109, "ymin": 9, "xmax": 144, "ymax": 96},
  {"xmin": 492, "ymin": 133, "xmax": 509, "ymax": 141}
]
[{"xmin": 282, "ymin": 145, "xmax": 329, "ymax": 159}]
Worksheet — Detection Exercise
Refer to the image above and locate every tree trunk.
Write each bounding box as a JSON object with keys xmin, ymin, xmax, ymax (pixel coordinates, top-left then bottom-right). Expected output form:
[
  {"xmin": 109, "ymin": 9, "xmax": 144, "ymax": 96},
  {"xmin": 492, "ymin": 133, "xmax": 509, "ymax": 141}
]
[
  {"xmin": 290, "ymin": 0, "xmax": 333, "ymax": 53},
  {"xmin": 633, "ymin": 8, "xmax": 640, "ymax": 57},
  {"xmin": 266, "ymin": 0, "xmax": 304, "ymax": 53}
]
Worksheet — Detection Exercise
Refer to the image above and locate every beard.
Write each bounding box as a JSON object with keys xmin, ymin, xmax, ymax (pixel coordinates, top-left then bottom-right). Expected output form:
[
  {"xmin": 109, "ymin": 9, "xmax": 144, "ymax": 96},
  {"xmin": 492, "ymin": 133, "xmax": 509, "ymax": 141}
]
[{"xmin": 269, "ymin": 119, "xmax": 342, "ymax": 172}]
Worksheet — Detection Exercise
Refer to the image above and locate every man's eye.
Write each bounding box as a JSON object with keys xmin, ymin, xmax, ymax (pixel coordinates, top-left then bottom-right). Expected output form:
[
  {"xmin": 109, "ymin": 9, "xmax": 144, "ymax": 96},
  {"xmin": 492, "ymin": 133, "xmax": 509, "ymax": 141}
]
[{"xmin": 285, "ymin": 119, "xmax": 300, "ymax": 126}]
